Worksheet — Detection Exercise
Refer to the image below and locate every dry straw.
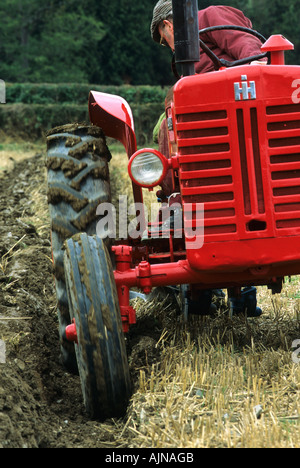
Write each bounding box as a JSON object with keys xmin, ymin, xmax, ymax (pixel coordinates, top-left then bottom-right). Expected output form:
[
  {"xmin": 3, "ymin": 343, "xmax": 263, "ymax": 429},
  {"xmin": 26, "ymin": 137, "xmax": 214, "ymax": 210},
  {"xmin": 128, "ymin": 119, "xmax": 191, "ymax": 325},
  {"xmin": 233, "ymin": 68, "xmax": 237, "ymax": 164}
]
[{"xmin": 119, "ymin": 284, "xmax": 300, "ymax": 448}]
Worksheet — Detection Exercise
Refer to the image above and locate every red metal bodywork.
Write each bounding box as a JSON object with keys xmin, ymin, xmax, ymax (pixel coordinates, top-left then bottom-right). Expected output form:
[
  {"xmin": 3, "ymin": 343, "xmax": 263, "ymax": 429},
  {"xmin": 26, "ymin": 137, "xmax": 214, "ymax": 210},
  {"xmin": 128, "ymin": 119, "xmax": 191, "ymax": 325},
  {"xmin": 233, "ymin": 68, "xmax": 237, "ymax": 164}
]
[
  {"xmin": 171, "ymin": 63, "xmax": 300, "ymax": 279},
  {"xmin": 89, "ymin": 90, "xmax": 137, "ymax": 156},
  {"xmin": 89, "ymin": 37, "xmax": 300, "ymax": 331},
  {"xmin": 89, "ymin": 91, "xmax": 144, "ymax": 211}
]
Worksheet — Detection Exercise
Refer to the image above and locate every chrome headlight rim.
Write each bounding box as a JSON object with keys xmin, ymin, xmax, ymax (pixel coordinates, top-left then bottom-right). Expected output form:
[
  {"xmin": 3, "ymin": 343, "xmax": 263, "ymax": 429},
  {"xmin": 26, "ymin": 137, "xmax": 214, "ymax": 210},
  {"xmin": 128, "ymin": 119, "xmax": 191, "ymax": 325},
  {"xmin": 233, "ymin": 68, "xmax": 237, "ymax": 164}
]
[{"xmin": 128, "ymin": 148, "xmax": 169, "ymax": 188}]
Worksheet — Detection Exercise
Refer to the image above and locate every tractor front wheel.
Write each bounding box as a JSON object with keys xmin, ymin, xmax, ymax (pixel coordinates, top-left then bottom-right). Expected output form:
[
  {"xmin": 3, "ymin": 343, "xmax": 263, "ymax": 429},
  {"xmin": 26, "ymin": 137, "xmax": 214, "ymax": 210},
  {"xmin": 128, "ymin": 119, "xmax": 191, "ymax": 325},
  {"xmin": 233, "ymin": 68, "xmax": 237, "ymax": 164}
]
[
  {"xmin": 64, "ymin": 233, "xmax": 132, "ymax": 420},
  {"xmin": 46, "ymin": 123, "xmax": 112, "ymax": 373}
]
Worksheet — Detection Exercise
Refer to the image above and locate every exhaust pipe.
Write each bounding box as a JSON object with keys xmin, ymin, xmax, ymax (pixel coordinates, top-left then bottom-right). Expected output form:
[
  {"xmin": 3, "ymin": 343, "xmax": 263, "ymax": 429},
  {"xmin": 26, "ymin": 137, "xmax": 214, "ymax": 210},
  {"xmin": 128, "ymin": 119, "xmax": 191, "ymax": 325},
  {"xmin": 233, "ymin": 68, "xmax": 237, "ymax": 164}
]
[{"xmin": 172, "ymin": 0, "xmax": 200, "ymax": 76}]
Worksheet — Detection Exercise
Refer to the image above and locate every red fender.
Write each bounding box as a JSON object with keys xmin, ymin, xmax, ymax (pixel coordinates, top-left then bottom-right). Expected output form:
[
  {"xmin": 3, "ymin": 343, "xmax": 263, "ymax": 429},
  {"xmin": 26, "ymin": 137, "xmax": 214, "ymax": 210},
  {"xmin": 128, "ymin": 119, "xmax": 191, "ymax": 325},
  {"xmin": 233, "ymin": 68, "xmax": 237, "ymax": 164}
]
[
  {"xmin": 89, "ymin": 90, "xmax": 137, "ymax": 157},
  {"xmin": 89, "ymin": 90, "xmax": 144, "ymax": 216}
]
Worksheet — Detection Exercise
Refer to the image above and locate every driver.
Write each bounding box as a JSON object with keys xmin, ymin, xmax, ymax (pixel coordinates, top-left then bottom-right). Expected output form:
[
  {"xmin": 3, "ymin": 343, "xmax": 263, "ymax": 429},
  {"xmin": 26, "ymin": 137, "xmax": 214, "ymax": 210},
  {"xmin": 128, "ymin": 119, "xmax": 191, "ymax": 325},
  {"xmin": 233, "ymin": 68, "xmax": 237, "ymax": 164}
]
[
  {"xmin": 151, "ymin": 1, "xmax": 267, "ymax": 74},
  {"xmin": 150, "ymin": 0, "xmax": 264, "ymax": 318},
  {"xmin": 151, "ymin": 1, "xmax": 267, "ymax": 193}
]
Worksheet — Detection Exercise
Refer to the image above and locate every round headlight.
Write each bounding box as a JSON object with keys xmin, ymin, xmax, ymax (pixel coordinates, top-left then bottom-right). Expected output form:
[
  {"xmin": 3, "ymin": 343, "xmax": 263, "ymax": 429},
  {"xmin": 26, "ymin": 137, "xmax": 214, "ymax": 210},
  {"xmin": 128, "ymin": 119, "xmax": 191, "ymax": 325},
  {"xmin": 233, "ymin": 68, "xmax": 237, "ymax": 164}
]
[{"xmin": 128, "ymin": 149, "xmax": 168, "ymax": 188}]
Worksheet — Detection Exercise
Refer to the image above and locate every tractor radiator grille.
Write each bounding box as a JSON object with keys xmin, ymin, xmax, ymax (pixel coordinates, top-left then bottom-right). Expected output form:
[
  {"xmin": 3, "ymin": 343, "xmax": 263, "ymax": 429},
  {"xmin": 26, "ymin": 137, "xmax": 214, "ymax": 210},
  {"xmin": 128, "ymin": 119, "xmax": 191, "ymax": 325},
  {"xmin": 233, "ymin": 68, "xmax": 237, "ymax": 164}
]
[
  {"xmin": 177, "ymin": 102, "xmax": 300, "ymax": 241},
  {"xmin": 177, "ymin": 109, "xmax": 236, "ymax": 241},
  {"xmin": 267, "ymin": 103, "xmax": 300, "ymax": 231},
  {"xmin": 236, "ymin": 107, "xmax": 265, "ymax": 216}
]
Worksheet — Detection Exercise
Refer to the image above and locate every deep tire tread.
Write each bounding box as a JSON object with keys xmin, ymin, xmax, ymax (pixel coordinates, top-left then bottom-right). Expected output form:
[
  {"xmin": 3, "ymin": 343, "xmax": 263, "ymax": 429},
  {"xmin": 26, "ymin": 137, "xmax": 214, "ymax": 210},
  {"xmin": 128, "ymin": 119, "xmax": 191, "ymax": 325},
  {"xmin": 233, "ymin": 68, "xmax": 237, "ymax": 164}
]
[
  {"xmin": 64, "ymin": 234, "xmax": 131, "ymax": 420},
  {"xmin": 46, "ymin": 123, "xmax": 112, "ymax": 373}
]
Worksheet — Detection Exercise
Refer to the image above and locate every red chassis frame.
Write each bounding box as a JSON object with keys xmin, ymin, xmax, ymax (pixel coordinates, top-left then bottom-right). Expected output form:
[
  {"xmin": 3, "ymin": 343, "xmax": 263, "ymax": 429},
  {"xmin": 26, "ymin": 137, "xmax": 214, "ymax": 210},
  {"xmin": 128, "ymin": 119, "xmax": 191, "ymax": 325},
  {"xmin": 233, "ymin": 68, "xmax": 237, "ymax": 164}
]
[{"xmin": 88, "ymin": 36, "xmax": 300, "ymax": 333}]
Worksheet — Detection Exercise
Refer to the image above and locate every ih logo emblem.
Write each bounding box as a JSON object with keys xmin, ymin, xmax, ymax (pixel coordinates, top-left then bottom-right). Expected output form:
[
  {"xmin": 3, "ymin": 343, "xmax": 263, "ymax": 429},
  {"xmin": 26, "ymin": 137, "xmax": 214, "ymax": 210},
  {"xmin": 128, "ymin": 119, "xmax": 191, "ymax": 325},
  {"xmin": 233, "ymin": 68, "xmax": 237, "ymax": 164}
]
[{"xmin": 234, "ymin": 75, "xmax": 256, "ymax": 101}]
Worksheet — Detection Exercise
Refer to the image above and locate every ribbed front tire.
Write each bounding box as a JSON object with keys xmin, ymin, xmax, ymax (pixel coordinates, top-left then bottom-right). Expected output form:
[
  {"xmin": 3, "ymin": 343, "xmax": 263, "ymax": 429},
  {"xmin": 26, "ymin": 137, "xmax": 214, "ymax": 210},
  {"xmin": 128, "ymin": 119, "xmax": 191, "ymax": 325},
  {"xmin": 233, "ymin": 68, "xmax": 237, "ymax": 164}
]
[
  {"xmin": 64, "ymin": 234, "xmax": 131, "ymax": 420},
  {"xmin": 46, "ymin": 123, "xmax": 112, "ymax": 373}
]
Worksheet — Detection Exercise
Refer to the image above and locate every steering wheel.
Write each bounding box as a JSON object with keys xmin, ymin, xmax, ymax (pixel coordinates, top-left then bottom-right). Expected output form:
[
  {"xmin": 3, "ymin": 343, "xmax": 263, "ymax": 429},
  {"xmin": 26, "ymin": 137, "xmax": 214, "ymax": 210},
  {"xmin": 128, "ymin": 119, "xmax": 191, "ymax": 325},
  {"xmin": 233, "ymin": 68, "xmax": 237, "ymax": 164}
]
[{"xmin": 172, "ymin": 25, "xmax": 268, "ymax": 79}]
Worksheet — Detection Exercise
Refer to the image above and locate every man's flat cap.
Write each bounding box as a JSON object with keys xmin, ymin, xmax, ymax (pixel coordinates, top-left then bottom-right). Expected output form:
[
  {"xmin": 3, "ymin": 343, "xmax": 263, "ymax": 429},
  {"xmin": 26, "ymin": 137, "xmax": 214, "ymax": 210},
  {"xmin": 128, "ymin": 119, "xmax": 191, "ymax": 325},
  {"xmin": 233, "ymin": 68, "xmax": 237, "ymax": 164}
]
[{"xmin": 150, "ymin": 0, "xmax": 173, "ymax": 43}]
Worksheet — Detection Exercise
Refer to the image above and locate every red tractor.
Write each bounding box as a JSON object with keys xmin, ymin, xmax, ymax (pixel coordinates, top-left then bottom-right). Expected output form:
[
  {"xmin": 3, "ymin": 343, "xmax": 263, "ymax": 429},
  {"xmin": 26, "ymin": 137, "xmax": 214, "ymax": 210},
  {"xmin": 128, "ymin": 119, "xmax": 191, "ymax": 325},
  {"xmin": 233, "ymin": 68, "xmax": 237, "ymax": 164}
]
[{"xmin": 46, "ymin": 0, "xmax": 300, "ymax": 420}]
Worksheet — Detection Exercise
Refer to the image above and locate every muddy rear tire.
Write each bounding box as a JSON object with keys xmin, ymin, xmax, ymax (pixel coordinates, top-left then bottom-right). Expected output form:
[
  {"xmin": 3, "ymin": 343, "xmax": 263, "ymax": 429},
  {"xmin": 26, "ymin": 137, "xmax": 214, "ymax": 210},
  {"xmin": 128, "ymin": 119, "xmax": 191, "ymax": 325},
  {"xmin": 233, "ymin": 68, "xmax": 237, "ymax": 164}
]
[
  {"xmin": 64, "ymin": 233, "xmax": 131, "ymax": 420},
  {"xmin": 46, "ymin": 123, "xmax": 112, "ymax": 373}
]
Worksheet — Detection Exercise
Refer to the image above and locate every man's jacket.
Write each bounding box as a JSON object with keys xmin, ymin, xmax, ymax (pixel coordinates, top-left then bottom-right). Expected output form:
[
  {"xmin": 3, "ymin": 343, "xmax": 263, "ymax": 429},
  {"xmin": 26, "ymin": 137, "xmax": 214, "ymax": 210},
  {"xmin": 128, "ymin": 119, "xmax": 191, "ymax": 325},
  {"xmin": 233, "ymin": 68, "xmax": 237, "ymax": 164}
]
[{"xmin": 195, "ymin": 5, "xmax": 263, "ymax": 74}]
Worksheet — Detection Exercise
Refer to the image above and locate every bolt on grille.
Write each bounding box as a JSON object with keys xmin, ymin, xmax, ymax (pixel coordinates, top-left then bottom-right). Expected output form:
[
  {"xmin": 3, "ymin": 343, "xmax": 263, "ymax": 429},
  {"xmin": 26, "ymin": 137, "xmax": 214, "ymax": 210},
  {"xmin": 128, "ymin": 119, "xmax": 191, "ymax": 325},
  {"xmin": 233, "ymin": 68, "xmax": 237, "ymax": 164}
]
[
  {"xmin": 177, "ymin": 101, "xmax": 300, "ymax": 241},
  {"xmin": 267, "ymin": 103, "xmax": 300, "ymax": 230}
]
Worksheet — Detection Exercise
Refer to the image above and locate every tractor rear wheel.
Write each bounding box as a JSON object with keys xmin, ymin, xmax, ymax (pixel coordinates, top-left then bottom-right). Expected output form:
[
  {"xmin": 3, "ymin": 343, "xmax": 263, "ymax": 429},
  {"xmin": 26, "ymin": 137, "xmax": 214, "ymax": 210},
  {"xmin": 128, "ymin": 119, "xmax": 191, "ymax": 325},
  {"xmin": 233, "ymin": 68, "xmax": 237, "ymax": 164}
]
[
  {"xmin": 64, "ymin": 233, "xmax": 131, "ymax": 420},
  {"xmin": 46, "ymin": 123, "xmax": 112, "ymax": 373}
]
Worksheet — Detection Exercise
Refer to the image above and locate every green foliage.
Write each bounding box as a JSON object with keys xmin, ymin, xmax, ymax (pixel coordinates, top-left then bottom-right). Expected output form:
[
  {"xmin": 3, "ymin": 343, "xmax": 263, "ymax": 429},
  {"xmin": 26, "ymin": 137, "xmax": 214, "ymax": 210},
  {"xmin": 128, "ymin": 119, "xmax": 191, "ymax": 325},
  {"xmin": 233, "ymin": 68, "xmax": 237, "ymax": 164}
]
[
  {"xmin": 94, "ymin": 0, "xmax": 174, "ymax": 85},
  {"xmin": 0, "ymin": 0, "xmax": 107, "ymax": 83},
  {"xmin": 0, "ymin": 103, "xmax": 88, "ymax": 138},
  {"xmin": 244, "ymin": 0, "xmax": 300, "ymax": 65},
  {"xmin": 0, "ymin": 0, "xmax": 300, "ymax": 85},
  {"xmin": 0, "ymin": 0, "xmax": 174, "ymax": 86},
  {"xmin": 0, "ymin": 100, "xmax": 165, "ymax": 145},
  {"xmin": 5, "ymin": 83, "xmax": 167, "ymax": 105},
  {"xmin": 2, "ymin": 82, "xmax": 167, "ymax": 144},
  {"xmin": 201, "ymin": 0, "xmax": 300, "ymax": 65},
  {"xmin": 30, "ymin": 6, "xmax": 107, "ymax": 82}
]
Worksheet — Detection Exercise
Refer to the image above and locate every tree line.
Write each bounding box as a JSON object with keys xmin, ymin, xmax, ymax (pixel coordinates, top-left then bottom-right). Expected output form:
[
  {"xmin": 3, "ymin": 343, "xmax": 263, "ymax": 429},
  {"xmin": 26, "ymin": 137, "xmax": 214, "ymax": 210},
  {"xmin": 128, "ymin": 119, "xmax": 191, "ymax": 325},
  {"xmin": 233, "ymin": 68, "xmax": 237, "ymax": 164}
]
[{"xmin": 0, "ymin": 0, "xmax": 299, "ymax": 86}]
